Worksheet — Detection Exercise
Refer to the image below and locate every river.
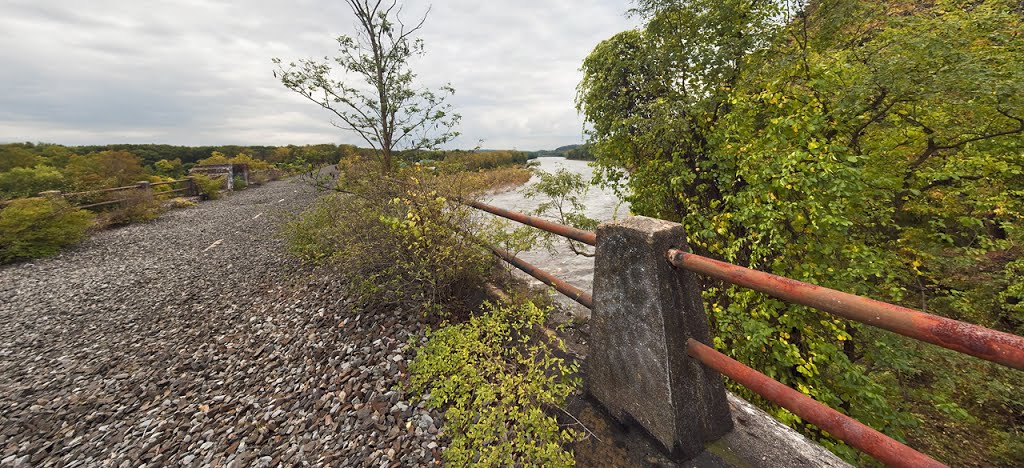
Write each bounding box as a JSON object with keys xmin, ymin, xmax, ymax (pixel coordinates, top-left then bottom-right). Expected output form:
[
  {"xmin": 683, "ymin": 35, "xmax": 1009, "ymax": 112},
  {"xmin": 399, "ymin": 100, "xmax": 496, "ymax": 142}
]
[{"xmin": 485, "ymin": 157, "xmax": 627, "ymax": 319}]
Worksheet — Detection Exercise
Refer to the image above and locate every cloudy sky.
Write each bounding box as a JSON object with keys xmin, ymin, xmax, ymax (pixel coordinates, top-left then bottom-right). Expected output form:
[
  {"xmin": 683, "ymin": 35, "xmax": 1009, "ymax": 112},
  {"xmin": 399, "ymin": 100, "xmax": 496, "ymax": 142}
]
[{"xmin": 0, "ymin": 1, "xmax": 638, "ymax": 150}]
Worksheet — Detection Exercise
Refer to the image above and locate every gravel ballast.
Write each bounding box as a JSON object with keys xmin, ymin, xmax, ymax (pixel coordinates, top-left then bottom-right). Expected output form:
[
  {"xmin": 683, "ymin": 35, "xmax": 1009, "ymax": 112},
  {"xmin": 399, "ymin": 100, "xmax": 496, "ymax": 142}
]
[{"xmin": 0, "ymin": 179, "xmax": 444, "ymax": 467}]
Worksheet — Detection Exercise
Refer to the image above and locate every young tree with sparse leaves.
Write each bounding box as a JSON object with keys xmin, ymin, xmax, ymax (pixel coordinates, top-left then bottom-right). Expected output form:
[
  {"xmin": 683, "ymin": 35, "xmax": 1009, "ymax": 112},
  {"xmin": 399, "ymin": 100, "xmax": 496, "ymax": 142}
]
[{"xmin": 273, "ymin": 0, "xmax": 459, "ymax": 173}]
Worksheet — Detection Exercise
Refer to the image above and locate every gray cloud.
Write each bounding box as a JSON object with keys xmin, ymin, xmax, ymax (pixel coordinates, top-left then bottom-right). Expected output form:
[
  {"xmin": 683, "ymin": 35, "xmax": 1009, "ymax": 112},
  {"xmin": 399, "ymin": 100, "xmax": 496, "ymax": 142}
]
[{"xmin": 0, "ymin": 0, "xmax": 636, "ymax": 150}]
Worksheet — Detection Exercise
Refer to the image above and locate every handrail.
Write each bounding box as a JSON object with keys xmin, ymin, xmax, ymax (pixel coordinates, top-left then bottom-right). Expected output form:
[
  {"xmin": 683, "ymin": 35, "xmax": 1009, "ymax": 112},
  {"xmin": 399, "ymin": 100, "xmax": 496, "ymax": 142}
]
[
  {"xmin": 150, "ymin": 177, "xmax": 192, "ymax": 188},
  {"xmin": 667, "ymin": 250, "xmax": 1024, "ymax": 370},
  {"xmin": 467, "ymin": 200, "xmax": 597, "ymax": 246},
  {"xmin": 686, "ymin": 338, "xmax": 945, "ymax": 468},
  {"xmin": 464, "ymin": 202, "xmax": 1023, "ymax": 465},
  {"xmin": 487, "ymin": 244, "xmax": 593, "ymax": 309},
  {"xmin": 64, "ymin": 184, "xmax": 141, "ymax": 197}
]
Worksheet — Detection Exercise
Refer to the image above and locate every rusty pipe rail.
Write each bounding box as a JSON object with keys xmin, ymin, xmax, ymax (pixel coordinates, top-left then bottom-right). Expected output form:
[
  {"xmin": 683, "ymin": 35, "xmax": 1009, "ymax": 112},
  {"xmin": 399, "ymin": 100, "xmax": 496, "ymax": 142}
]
[
  {"xmin": 668, "ymin": 250, "xmax": 1024, "ymax": 370},
  {"xmin": 64, "ymin": 184, "xmax": 141, "ymax": 197},
  {"xmin": 686, "ymin": 338, "xmax": 945, "ymax": 468},
  {"xmin": 467, "ymin": 200, "xmax": 597, "ymax": 246},
  {"xmin": 78, "ymin": 198, "xmax": 129, "ymax": 210},
  {"xmin": 488, "ymin": 244, "xmax": 593, "ymax": 309},
  {"xmin": 150, "ymin": 177, "xmax": 192, "ymax": 187}
]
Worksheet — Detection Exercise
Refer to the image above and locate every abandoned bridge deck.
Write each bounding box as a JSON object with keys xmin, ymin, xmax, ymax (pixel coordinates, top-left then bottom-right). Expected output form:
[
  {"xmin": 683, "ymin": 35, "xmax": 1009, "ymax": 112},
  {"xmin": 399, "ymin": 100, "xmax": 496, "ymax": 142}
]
[{"xmin": 0, "ymin": 180, "xmax": 445, "ymax": 467}]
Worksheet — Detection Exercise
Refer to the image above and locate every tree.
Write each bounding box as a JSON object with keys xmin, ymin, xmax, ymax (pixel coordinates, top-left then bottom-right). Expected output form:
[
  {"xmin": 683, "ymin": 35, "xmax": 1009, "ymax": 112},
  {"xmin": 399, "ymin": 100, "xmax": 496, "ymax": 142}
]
[
  {"xmin": 0, "ymin": 166, "xmax": 65, "ymax": 200},
  {"xmin": 579, "ymin": 0, "xmax": 1024, "ymax": 463},
  {"xmin": 273, "ymin": 0, "xmax": 460, "ymax": 173},
  {"xmin": 64, "ymin": 151, "xmax": 148, "ymax": 191},
  {"xmin": 154, "ymin": 158, "xmax": 185, "ymax": 178},
  {"xmin": 0, "ymin": 145, "xmax": 42, "ymax": 172}
]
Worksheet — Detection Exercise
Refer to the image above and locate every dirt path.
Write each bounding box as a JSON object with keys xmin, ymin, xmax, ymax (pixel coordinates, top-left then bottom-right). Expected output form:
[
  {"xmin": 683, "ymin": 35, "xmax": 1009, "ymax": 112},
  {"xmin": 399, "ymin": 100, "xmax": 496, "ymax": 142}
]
[{"xmin": 0, "ymin": 180, "xmax": 444, "ymax": 467}]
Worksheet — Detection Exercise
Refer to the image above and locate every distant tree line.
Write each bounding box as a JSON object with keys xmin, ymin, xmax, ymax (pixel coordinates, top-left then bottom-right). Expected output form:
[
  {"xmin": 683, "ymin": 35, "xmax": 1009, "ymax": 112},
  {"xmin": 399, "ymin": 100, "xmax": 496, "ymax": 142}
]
[{"xmin": 525, "ymin": 144, "xmax": 594, "ymax": 161}]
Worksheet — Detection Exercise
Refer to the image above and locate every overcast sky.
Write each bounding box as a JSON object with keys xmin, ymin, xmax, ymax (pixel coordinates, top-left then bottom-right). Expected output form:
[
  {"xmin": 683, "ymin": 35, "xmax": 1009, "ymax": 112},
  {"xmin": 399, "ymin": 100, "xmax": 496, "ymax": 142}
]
[{"xmin": 0, "ymin": 1, "xmax": 638, "ymax": 151}]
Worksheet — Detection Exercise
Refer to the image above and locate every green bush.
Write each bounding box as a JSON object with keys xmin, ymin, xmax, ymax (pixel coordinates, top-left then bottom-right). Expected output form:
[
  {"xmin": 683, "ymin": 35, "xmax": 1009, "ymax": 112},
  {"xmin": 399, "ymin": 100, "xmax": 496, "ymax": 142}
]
[
  {"xmin": 282, "ymin": 164, "xmax": 494, "ymax": 317},
  {"xmin": 232, "ymin": 175, "xmax": 248, "ymax": 190},
  {"xmin": 0, "ymin": 165, "xmax": 65, "ymax": 200},
  {"xmin": 408, "ymin": 301, "xmax": 581, "ymax": 466},
  {"xmin": 0, "ymin": 198, "xmax": 94, "ymax": 263},
  {"xmin": 191, "ymin": 174, "xmax": 222, "ymax": 200},
  {"xmin": 98, "ymin": 190, "xmax": 163, "ymax": 227}
]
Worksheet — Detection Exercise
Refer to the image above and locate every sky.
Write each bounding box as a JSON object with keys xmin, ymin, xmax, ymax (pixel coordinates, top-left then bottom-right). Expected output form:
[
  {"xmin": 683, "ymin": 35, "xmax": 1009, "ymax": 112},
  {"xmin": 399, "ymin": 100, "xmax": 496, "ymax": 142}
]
[{"xmin": 0, "ymin": 1, "xmax": 638, "ymax": 151}]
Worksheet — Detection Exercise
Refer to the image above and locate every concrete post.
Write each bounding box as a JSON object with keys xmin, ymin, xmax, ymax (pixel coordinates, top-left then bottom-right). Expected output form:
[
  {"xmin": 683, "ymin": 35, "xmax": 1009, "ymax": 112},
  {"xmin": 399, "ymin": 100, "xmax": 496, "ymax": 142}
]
[
  {"xmin": 588, "ymin": 216, "xmax": 733, "ymax": 459},
  {"xmin": 185, "ymin": 178, "xmax": 198, "ymax": 197}
]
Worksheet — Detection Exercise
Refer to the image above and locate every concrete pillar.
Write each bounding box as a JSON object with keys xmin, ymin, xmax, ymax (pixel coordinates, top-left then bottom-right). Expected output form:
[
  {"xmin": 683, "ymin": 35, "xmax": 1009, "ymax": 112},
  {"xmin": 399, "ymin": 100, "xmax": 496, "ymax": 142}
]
[
  {"xmin": 185, "ymin": 178, "xmax": 198, "ymax": 197},
  {"xmin": 588, "ymin": 216, "xmax": 733, "ymax": 459}
]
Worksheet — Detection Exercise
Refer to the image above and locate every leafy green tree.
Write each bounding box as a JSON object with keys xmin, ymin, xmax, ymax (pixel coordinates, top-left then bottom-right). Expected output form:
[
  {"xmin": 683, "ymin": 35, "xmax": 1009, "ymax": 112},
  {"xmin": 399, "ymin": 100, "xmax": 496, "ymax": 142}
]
[
  {"xmin": 0, "ymin": 145, "xmax": 42, "ymax": 172},
  {"xmin": 154, "ymin": 158, "xmax": 185, "ymax": 178},
  {"xmin": 273, "ymin": 0, "xmax": 460, "ymax": 173},
  {"xmin": 64, "ymin": 151, "xmax": 148, "ymax": 191},
  {"xmin": 196, "ymin": 151, "xmax": 231, "ymax": 166},
  {"xmin": 579, "ymin": 0, "xmax": 1024, "ymax": 462},
  {"xmin": 0, "ymin": 166, "xmax": 65, "ymax": 200}
]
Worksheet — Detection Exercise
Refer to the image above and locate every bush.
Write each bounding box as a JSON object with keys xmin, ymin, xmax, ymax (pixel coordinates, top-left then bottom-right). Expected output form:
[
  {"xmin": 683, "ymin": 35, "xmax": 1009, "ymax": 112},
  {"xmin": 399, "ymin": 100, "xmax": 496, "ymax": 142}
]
[
  {"xmin": 0, "ymin": 165, "xmax": 65, "ymax": 200},
  {"xmin": 408, "ymin": 301, "xmax": 581, "ymax": 466},
  {"xmin": 98, "ymin": 189, "xmax": 163, "ymax": 227},
  {"xmin": 233, "ymin": 175, "xmax": 248, "ymax": 190},
  {"xmin": 283, "ymin": 161, "xmax": 495, "ymax": 317},
  {"xmin": 168, "ymin": 198, "xmax": 198, "ymax": 209},
  {"xmin": 191, "ymin": 174, "xmax": 222, "ymax": 200},
  {"xmin": 0, "ymin": 198, "xmax": 94, "ymax": 263}
]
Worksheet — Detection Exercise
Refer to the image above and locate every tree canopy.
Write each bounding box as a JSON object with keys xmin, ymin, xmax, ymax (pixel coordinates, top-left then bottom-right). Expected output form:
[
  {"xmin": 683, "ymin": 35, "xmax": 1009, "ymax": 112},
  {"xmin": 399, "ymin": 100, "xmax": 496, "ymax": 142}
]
[
  {"xmin": 579, "ymin": 0, "xmax": 1024, "ymax": 463},
  {"xmin": 273, "ymin": 0, "xmax": 460, "ymax": 173}
]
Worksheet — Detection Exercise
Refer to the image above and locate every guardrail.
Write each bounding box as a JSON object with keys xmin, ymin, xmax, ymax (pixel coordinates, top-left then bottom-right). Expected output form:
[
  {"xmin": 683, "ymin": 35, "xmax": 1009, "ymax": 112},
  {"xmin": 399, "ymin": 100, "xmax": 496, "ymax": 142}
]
[
  {"xmin": 466, "ymin": 199, "xmax": 1024, "ymax": 467},
  {"xmin": 40, "ymin": 178, "xmax": 198, "ymax": 210}
]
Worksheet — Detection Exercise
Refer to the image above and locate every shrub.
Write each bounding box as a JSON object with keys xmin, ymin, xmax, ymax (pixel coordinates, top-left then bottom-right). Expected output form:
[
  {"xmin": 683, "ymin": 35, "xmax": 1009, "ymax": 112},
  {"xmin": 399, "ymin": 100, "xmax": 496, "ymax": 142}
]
[
  {"xmin": 233, "ymin": 175, "xmax": 248, "ymax": 190},
  {"xmin": 0, "ymin": 165, "xmax": 65, "ymax": 200},
  {"xmin": 168, "ymin": 198, "xmax": 198, "ymax": 209},
  {"xmin": 282, "ymin": 169, "xmax": 494, "ymax": 317},
  {"xmin": 0, "ymin": 198, "xmax": 94, "ymax": 263},
  {"xmin": 99, "ymin": 189, "xmax": 163, "ymax": 227},
  {"xmin": 191, "ymin": 174, "xmax": 223, "ymax": 200},
  {"xmin": 408, "ymin": 301, "xmax": 581, "ymax": 466}
]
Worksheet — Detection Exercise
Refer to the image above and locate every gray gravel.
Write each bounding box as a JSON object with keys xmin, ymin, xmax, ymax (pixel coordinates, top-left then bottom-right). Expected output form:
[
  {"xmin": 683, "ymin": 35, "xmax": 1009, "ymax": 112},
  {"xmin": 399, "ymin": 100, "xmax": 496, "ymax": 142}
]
[{"xmin": 0, "ymin": 179, "xmax": 444, "ymax": 467}]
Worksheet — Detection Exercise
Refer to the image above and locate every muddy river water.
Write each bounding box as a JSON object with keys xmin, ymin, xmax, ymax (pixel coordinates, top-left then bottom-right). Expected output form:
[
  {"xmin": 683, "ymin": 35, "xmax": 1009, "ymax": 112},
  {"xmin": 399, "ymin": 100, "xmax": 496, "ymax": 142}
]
[{"xmin": 484, "ymin": 157, "xmax": 628, "ymax": 318}]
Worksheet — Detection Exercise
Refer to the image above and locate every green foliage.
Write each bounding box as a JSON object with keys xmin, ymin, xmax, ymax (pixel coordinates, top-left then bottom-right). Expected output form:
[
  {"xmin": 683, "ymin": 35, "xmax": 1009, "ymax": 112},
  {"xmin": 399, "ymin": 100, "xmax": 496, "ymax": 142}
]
[
  {"xmin": 233, "ymin": 176, "xmax": 248, "ymax": 190},
  {"xmin": 273, "ymin": 0, "xmax": 460, "ymax": 173},
  {"xmin": 408, "ymin": 301, "xmax": 580, "ymax": 466},
  {"xmin": 97, "ymin": 190, "xmax": 163, "ymax": 227},
  {"xmin": 196, "ymin": 151, "xmax": 231, "ymax": 166},
  {"xmin": 524, "ymin": 170, "xmax": 600, "ymax": 257},
  {"xmin": 153, "ymin": 158, "xmax": 185, "ymax": 178},
  {"xmin": 64, "ymin": 151, "xmax": 148, "ymax": 191},
  {"xmin": 578, "ymin": 0, "xmax": 1024, "ymax": 463},
  {"xmin": 433, "ymin": 150, "xmax": 530, "ymax": 171},
  {"xmin": 0, "ymin": 166, "xmax": 65, "ymax": 200},
  {"xmin": 283, "ymin": 159, "xmax": 494, "ymax": 317},
  {"xmin": 0, "ymin": 146, "xmax": 43, "ymax": 172},
  {"xmin": 191, "ymin": 174, "xmax": 223, "ymax": 200},
  {"xmin": 0, "ymin": 198, "xmax": 94, "ymax": 263}
]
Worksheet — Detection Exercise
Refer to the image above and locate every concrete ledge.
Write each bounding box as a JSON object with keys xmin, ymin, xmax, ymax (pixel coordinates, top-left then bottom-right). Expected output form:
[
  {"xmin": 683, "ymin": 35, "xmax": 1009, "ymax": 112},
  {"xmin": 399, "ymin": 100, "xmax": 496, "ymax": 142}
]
[
  {"xmin": 708, "ymin": 393, "xmax": 852, "ymax": 468},
  {"xmin": 569, "ymin": 390, "xmax": 852, "ymax": 467}
]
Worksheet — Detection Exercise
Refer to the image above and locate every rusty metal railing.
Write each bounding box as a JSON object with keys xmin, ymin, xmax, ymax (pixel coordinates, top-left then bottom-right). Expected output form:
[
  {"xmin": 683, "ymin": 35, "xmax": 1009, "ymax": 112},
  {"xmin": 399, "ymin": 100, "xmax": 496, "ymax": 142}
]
[
  {"xmin": 487, "ymin": 243, "xmax": 593, "ymax": 309},
  {"xmin": 466, "ymin": 201, "xmax": 1023, "ymax": 466},
  {"xmin": 686, "ymin": 339, "xmax": 943, "ymax": 468},
  {"xmin": 467, "ymin": 200, "xmax": 597, "ymax": 246},
  {"xmin": 666, "ymin": 250, "xmax": 1024, "ymax": 371}
]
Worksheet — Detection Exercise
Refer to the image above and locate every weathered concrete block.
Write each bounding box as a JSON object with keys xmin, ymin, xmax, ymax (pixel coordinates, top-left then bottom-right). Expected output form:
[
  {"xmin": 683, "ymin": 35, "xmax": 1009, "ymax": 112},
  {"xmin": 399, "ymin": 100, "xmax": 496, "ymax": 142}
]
[{"xmin": 588, "ymin": 216, "xmax": 733, "ymax": 459}]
